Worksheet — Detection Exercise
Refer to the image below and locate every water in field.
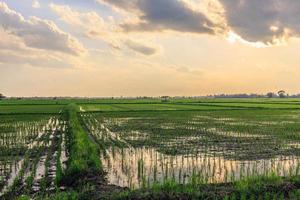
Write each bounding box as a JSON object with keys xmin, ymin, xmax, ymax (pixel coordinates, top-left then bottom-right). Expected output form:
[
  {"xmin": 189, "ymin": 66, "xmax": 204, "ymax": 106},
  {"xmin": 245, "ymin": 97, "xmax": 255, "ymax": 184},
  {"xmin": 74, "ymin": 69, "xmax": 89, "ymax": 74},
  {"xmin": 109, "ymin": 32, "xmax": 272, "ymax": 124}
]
[
  {"xmin": 0, "ymin": 117, "xmax": 67, "ymax": 195},
  {"xmin": 0, "ymin": 158, "xmax": 24, "ymax": 193},
  {"xmin": 84, "ymin": 110, "xmax": 300, "ymax": 188},
  {"xmin": 101, "ymin": 147, "xmax": 300, "ymax": 189}
]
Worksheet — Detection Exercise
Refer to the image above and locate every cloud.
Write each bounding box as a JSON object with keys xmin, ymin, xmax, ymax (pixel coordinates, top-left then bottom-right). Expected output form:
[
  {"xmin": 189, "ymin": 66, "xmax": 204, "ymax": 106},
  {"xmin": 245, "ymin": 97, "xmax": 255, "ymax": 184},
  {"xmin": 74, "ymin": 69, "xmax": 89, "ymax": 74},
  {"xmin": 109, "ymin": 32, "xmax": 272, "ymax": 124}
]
[
  {"xmin": 32, "ymin": 0, "xmax": 40, "ymax": 9},
  {"xmin": 50, "ymin": 3, "xmax": 121, "ymax": 48},
  {"xmin": 50, "ymin": 3, "xmax": 108, "ymax": 38},
  {"xmin": 99, "ymin": 0, "xmax": 300, "ymax": 47},
  {"xmin": 124, "ymin": 39, "xmax": 159, "ymax": 55},
  {"xmin": 97, "ymin": 0, "xmax": 137, "ymax": 11},
  {"xmin": 216, "ymin": 0, "xmax": 299, "ymax": 44},
  {"xmin": 50, "ymin": 3, "xmax": 161, "ymax": 56},
  {"xmin": 99, "ymin": 0, "xmax": 215, "ymax": 34},
  {"xmin": 0, "ymin": 29, "xmax": 72, "ymax": 68},
  {"xmin": 0, "ymin": 2, "xmax": 86, "ymax": 56},
  {"xmin": 0, "ymin": 50, "xmax": 71, "ymax": 68}
]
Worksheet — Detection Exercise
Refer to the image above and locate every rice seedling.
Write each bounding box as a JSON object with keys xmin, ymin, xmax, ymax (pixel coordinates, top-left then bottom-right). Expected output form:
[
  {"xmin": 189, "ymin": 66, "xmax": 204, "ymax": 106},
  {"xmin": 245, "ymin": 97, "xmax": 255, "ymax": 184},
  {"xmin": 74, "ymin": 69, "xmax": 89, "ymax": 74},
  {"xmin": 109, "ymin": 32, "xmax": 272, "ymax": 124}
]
[
  {"xmin": 81, "ymin": 107, "xmax": 300, "ymax": 189},
  {"xmin": 1, "ymin": 99, "xmax": 300, "ymax": 199},
  {"xmin": 0, "ymin": 113, "xmax": 68, "ymax": 199}
]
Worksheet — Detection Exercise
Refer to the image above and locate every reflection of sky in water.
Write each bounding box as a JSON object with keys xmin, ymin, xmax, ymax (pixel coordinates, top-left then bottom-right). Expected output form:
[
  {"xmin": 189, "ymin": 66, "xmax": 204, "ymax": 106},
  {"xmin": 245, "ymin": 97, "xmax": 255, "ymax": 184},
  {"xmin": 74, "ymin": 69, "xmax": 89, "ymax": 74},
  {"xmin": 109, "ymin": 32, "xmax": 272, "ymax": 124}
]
[
  {"xmin": 102, "ymin": 147, "xmax": 300, "ymax": 189},
  {"xmin": 0, "ymin": 118, "xmax": 65, "ymax": 194},
  {"xmin": 84, "ymin": 113, "xmax": 300, "ymax": 188}
]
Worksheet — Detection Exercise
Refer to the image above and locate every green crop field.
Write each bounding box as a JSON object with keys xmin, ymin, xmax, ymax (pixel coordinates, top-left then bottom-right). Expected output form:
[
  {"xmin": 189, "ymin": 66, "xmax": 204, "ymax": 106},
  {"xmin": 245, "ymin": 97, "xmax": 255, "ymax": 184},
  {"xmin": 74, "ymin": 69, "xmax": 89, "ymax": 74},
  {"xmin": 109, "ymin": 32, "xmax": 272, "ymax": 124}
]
[
  {"xmin": 1, "ymin": 98, "xmax": 300, "ymax": 199},
  {"xmin": 0, "ymin": 105, "xmax": 65, "ymax": 114},
  {"xmin": 80, "ymin": 103, "xmax": 246, "ymax": 112}
]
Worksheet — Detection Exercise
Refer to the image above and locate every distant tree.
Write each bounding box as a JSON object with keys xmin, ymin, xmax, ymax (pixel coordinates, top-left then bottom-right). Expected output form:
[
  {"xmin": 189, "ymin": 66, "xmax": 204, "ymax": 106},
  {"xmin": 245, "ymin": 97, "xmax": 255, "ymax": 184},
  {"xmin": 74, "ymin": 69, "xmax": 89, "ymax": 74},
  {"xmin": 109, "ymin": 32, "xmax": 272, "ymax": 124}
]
[
  {"xmin": 0, "ymin": 93, "xmax": 5, "ymax": 100},
  {"xmin": 278, "ymin": 90, "xmax": 286, "ymax": 98},
  {"xmin": 267, "ymin": 92, "xmax": 274, "ymax": 98},
  {"xmin": 161, "ymin": 96, "xmax": 170, "ymax": 102}
]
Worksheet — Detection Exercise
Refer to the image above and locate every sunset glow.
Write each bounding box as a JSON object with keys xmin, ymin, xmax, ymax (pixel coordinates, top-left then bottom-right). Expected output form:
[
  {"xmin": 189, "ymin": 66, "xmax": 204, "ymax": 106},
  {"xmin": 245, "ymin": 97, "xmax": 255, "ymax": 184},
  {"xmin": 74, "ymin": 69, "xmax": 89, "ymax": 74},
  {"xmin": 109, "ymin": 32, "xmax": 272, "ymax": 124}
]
[{"xmin": 1, "ymin": 0, "xmax": 300, "ymax": 97}]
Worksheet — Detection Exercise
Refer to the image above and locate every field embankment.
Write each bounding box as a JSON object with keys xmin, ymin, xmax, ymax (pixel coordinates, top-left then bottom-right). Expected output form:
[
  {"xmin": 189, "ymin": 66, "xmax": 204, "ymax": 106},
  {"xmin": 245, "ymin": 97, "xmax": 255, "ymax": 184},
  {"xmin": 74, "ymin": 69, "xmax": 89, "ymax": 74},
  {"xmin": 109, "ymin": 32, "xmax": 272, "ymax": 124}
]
[
  {"xmin": 61, "ymin": 104, "xmax": 124, "ymax": 199},
  {"xmin": 64, "ymin": 104, "xmax": 101, "ymax": 183}
]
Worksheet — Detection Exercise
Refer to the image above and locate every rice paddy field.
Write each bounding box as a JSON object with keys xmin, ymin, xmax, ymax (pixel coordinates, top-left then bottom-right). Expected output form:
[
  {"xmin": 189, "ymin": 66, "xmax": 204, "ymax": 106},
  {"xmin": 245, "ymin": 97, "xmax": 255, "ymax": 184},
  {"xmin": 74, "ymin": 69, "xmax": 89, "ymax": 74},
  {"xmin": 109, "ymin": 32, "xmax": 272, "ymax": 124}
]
[{"xmin": 1, "ymin": 98, "xmax": 300, "ymax": 199}]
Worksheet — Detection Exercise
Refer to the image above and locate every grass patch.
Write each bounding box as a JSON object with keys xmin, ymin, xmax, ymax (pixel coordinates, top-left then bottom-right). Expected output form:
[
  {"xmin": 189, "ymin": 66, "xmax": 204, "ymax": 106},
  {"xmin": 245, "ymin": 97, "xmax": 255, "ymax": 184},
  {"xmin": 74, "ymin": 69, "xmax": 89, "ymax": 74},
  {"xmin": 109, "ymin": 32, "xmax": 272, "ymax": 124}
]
[{"xmin": 234, "ymin": 172, "xmax": 283, "ymax": 193}]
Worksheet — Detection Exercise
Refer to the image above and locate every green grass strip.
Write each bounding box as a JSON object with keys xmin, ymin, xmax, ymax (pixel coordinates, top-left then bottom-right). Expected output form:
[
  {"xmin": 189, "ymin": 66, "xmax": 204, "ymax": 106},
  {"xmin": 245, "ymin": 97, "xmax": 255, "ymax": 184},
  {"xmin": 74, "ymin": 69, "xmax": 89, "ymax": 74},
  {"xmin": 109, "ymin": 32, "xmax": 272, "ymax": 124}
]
[{"xmin": 64, "ymin": 104, "xmax": 101, "ymax": 181}]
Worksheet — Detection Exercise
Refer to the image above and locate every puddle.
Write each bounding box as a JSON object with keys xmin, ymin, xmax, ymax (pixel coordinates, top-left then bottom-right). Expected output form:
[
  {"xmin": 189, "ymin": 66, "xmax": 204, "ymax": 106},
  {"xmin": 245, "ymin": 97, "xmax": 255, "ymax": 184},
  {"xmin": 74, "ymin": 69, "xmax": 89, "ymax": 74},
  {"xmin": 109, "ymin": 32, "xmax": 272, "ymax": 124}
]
[
  {"xmin": 0, "ymin": 117, "xmax": 63, "ymax": 195},
  {"xmin": 0, "ymin": 158, "xmax": 24, "ymax": 195},
  {"xmin": 60, "ymin": 130, "xmax": 68, "ymax": 170},
  {"xmin": 28, "ymin": 118, "xmax": 56, "ymax": 149}
]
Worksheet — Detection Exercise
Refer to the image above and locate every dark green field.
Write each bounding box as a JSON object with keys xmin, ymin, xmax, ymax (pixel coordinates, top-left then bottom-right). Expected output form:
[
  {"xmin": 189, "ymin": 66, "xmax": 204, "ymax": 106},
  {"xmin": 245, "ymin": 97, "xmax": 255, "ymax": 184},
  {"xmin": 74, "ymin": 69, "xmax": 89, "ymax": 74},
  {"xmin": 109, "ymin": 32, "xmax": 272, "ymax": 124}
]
[{"xmin": 1, "ymin": 98, "xmax": 300, "ymax": 199}]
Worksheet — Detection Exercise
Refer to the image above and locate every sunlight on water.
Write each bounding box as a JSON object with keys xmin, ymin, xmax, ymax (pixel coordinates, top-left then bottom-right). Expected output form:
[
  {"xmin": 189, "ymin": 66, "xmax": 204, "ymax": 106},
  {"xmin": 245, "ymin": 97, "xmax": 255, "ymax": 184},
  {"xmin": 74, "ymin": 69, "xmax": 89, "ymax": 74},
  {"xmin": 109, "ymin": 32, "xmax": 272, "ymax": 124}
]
[{"xmin": 102, "ymin": 147, "xmax": 300, "ymax": 189}]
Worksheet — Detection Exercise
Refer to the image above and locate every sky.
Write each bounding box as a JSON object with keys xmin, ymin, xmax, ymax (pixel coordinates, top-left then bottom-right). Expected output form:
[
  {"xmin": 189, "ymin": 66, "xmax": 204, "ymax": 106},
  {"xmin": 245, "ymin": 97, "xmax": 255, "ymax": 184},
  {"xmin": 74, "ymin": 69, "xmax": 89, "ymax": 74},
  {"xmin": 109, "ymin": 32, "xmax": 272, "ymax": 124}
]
[{"xmin": 1, "ymin": 0, "xmax": 300, "ymax": 97}]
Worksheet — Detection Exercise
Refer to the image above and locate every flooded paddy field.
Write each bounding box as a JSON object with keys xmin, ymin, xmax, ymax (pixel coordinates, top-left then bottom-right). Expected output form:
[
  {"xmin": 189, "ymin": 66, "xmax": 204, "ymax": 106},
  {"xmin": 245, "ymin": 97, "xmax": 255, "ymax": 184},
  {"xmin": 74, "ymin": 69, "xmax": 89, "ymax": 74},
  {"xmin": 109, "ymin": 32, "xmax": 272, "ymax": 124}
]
[
  {"xmin": 81, "ymin": 109, "xmax": 300, "ymax": 188},
  {"xmin": 1, "ymin": 98, "xmax": 300, "ymax": 199},
  {"xmin": 0, "ymin": 113, "xmax": 68, "ymax": 198}
]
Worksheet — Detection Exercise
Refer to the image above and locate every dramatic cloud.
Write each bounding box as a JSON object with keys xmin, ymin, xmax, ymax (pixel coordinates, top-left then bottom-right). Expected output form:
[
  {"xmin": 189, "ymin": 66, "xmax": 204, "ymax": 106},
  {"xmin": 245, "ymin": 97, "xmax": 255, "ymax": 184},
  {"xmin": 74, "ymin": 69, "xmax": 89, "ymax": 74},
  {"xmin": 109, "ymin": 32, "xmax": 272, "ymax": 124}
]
[
  {"xmin": 219, "ymin": 0, "xmax": 300, "ymax": 44},
  {"xmin": 99, "ymin": 0, "xmax": 215, "ymax": 34},
  {"xmin": 0, "ymin": 2, "xmax": 86, "ymax": 55},
  {"xmin": 99, "ymin": 0, "xmax": 300, "ymax": 46}
]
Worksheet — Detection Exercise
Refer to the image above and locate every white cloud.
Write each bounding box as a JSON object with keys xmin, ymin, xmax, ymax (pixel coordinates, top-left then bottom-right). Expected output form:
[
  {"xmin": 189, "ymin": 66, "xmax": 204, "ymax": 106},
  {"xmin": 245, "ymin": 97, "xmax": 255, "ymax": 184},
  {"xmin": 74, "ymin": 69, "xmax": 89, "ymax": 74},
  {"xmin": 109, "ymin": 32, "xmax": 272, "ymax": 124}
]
[
  {"xmin": 50, "ymin": 3, "xmax": 107, "ymax": 36},
  {"xmin": 32, "ymin": 0, "xmax": 40, "ymax": 9},
  {"xmin": 50, "ymin": 3, "xmax": 119, "ymax": 46},
  {"xmin": 50, "ymin": 3, "xmax": 161, "ymax": 56},
  {"xmin": 0, "ymin": 2, "xmax": 86, "ymax": 56}
]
